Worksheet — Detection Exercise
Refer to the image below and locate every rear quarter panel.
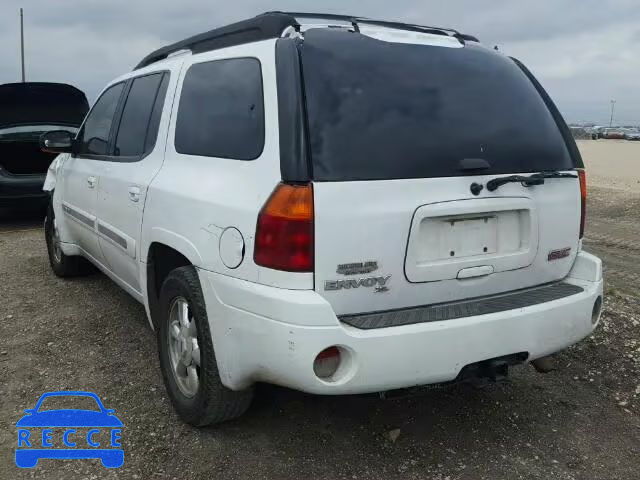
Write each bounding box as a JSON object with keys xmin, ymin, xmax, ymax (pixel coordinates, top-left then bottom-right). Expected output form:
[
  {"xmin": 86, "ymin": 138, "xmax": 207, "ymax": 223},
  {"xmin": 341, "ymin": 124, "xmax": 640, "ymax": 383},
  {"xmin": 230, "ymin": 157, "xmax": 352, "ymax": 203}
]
[{"xmin": 141, "ymin": 39, "xmax": 313, "ymax": 289}]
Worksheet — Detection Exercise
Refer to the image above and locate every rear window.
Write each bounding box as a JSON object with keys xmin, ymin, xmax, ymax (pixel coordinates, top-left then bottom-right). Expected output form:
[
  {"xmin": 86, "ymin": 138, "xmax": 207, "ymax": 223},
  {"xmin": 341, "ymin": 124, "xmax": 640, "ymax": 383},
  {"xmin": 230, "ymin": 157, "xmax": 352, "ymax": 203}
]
[
  {"xmin": 175, "ymin": 58, "xmax": 264, "ymax": 160},
  {"xmin": 299, "ymin": 30, "xmax": 574, "ymax": 181}
]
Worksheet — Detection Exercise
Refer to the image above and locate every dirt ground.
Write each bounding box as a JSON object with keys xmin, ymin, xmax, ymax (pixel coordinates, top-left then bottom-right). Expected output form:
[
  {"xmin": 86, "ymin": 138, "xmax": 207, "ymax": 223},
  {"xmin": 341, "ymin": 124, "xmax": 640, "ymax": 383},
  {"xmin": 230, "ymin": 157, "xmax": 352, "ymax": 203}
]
[{"xmin": 1, "ymin": 141, "xmax": 639, "ymax": 480}]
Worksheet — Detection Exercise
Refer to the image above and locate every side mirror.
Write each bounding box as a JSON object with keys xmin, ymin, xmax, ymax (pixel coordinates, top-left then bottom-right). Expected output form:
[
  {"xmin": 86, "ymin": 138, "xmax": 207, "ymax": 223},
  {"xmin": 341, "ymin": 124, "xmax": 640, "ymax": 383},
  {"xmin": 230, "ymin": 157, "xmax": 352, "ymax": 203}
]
[
  {"xmin": 40, "ymin": 130, "xmax": 74, "ymax": 154},
  {"xmin": 23, "ymin": 409, "xmax": 35, "ymax": 414}
]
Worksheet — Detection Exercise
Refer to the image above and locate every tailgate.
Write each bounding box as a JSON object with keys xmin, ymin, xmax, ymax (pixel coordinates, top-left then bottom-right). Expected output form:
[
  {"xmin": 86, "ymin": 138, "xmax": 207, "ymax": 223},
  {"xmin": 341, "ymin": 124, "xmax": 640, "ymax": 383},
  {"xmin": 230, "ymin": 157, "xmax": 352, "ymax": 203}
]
[
  {"xmin": 298, "ymin": 29, "xmax": 583, "ymax": 316},
  {"xmin": 313, "ymin": 176, "xmax": 581, "ymax": 316}
]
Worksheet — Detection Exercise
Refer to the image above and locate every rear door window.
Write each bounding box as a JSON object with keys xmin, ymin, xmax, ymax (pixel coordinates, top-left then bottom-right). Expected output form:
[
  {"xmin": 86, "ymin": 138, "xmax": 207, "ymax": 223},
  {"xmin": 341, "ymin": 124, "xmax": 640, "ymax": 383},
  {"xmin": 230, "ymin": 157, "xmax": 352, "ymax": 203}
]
[
  {"xmin": 175, "ymin": 58, "xmax": 264, "ymax": 160},
  {"xmin": 114, "ymin": 72, "xmax": 168, "ymax": 158},
  {"xmin": 299, "ymin": 30, "xmax": 574, "ymax": 181},
  {"xmin": 77, "ymin": 83, "xmax": 125, "ymax": 156}
]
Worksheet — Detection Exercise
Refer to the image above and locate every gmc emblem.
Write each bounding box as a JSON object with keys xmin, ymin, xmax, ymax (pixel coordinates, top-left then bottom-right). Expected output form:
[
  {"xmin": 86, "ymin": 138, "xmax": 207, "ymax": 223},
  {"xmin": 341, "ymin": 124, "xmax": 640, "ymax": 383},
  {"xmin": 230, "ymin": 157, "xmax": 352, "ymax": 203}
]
[{"xmin": 548, "ymin": 247, "xmax": 571, "ymax": 261}]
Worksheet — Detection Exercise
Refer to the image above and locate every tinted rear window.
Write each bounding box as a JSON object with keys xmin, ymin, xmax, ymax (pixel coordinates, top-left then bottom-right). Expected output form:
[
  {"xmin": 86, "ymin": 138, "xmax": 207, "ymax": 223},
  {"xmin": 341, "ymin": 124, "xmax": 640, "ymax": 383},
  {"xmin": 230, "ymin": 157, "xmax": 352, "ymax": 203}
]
[
  {"xmin": 175, "ymin": 58, "xmax": 264, "ymax": 160},
  {"xmin": 300, "ymin": 30, "xmax": 574, "ymax": 181}
]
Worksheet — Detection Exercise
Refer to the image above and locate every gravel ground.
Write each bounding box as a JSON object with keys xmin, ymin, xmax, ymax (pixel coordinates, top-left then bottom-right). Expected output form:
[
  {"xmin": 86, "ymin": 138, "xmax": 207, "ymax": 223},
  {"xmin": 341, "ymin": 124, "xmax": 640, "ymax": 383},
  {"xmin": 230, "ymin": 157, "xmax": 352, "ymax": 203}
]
[{"xmin": 1, "ymin": 146, "xmax": 639, "ymax": 479}]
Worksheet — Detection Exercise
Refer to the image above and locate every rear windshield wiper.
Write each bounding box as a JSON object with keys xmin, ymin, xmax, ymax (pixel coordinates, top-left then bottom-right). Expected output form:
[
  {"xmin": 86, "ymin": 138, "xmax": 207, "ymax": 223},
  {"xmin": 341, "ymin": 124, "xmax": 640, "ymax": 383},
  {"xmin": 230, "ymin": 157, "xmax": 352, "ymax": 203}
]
[{"xmin": 486, "ymin": 171, "xmax": 578, "ymax": 192}]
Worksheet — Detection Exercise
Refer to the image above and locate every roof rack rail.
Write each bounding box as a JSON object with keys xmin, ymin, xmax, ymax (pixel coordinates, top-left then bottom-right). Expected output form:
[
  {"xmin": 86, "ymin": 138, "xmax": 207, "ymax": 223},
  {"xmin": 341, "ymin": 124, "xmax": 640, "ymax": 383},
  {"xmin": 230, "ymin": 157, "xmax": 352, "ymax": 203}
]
[
  {"xmin": 134, "ymin": 12, "xmax": 298, "ymax": 70},
  {"xmin": 134, "ymin": 11, "xmax": 479, "ymax": 71}
]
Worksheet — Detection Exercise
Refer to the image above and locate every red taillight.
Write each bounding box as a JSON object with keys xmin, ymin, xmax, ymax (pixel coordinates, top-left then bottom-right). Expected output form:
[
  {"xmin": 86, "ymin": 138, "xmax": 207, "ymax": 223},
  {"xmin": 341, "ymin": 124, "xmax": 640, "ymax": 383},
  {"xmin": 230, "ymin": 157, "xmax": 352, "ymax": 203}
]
[
  {"xmin": 254, "ymin": 183, "xmax": 314, "ymax": 272},
  {"xmin": 578, "ymin": 169, "xmax": 587, "ymax": 238}
]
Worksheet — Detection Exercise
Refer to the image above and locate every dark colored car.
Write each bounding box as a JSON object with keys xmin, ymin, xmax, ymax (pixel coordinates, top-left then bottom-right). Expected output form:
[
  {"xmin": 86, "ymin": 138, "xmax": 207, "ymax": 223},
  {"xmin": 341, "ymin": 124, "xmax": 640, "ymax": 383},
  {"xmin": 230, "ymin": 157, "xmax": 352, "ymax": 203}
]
[{"xmin": 0, "ymin": 83, "xmax": 88, "ymax": 211}]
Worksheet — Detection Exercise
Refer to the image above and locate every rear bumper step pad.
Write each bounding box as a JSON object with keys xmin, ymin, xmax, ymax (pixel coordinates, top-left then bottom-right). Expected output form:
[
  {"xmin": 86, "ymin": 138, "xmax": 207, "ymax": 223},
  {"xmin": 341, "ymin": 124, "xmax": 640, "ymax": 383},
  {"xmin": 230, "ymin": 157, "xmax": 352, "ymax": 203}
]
[{"xmin": 340, "ymin": 282, "xmax": 584, "ymax": 330}]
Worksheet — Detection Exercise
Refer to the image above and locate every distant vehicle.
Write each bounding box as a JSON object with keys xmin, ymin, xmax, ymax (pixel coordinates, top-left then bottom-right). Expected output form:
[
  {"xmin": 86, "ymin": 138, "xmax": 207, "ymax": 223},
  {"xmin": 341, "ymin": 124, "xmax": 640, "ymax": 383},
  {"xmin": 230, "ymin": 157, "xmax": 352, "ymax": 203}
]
[
  {"xmin": 624, "ymin": 130, "xmax": 640, "ymax": 141},
  {"xmin": 587, "ymin": 126, "xmax": 606, "ymax": 139},
  {"xmin": 585, "ymin": 126, "xmax": 604, "ymax": 140},
  {"xmin": 569, "ymin": 126, "xmax": 591, "ymax": 140},
  {"xmin": 602, "ymin": 128, "xmax": 625, "ymax": 139},
  {"xmin": 0, "ymin": 83, "xmax": 88, "ymax": 212},
  {"xmin": 582, "ymin": 126, "xmax": 598, "ymax": 140},
  {"xmin": 41, "ymin": 11, "xmax": 603, "ymax": 426}
]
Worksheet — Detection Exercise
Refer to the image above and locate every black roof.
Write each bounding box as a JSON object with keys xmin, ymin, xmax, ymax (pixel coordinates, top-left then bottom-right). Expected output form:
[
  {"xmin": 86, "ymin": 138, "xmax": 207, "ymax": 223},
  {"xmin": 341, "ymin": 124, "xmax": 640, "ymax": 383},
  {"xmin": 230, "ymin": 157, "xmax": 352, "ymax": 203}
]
[{"xmin": 135, "ymin": 11, "xmax": 478, "ymax": 70}]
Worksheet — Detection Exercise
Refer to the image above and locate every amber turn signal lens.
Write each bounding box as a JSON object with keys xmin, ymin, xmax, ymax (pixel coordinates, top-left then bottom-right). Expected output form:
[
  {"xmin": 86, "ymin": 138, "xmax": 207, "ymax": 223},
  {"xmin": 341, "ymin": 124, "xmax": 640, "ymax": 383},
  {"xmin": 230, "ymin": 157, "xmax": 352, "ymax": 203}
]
[{"xmin": 577, "ymin": 169, "xmax": 586, "ymax": 239}]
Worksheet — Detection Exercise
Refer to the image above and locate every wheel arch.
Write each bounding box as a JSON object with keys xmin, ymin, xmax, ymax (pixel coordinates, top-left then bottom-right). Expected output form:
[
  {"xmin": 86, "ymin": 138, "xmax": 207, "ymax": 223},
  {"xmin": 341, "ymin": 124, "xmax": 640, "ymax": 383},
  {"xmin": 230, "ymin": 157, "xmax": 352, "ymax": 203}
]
[{"xmin": 144, "ymin": 231, "xmax": 202, "ymax": 329}]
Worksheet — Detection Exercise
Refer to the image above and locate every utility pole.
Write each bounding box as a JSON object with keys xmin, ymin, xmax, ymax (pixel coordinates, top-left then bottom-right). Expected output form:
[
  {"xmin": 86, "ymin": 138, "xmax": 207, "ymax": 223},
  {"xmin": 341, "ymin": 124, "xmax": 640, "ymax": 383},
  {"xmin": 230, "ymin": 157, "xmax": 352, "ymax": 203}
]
[
  {"xmin": 609, "ymin": 99, "xmax": 616, "ymax": 127},
  {"xmin": 20, "ymin": 8, "xmax": 25, "ymax": 82}
]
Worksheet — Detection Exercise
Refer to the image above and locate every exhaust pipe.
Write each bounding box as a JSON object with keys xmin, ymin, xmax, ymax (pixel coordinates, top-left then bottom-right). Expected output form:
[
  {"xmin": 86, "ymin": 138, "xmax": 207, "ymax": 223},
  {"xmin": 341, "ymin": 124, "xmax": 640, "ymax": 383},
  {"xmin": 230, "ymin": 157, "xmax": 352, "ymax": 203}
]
[{"xmin": 531, "ymin": 355, "xmax": 555, "ymax": 373}]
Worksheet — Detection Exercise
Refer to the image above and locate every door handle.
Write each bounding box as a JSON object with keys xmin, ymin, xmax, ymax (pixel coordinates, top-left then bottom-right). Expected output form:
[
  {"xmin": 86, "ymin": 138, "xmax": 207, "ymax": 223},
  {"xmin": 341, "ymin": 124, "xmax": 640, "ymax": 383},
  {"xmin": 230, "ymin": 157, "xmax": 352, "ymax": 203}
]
[
  {"xmin": 87, "ymin": 176, "xmax": 97, "ymax": 189},
  {"xmin": 128, "ymin": 186, "xmax": 141, "ymax": 203}
]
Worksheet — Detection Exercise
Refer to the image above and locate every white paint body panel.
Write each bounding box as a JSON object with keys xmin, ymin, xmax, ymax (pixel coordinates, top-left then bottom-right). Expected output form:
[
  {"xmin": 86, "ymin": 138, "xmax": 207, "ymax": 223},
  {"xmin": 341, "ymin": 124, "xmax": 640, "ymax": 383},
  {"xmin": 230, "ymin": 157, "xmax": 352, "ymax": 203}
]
[
  {"xmin": 141, "ymin": 39, "xmax": 313, "ymax": 291},
  {"xmin": 313, "ymin": 175, "xmax": 580, "ymax": 316},
  {"xmin": 199, "ymin": 251, "xmax": 602, "ymax": 393},
  {"xmin": 57, "ymin": 156, "xmax": 108, "ymax": 266},
  {"xmin": 50, "ymin": 36, "xmax": 603, "ymax": 395},
  {"xmin": 93, "ymin": 67, "xmax": 182, "ymax": 296}
]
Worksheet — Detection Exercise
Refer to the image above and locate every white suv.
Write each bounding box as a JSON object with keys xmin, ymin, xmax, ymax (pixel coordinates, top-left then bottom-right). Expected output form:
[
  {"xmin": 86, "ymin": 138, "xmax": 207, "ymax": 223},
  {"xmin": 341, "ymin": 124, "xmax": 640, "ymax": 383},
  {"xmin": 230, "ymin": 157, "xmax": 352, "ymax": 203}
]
[{"xmin": 41, "ymin": 12, "xmax": 603, "ymax": 425}]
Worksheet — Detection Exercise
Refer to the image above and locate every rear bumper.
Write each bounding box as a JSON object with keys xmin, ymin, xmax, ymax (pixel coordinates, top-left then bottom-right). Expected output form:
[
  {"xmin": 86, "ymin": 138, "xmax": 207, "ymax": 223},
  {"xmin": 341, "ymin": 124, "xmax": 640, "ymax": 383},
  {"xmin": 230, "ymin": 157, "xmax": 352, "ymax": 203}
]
[
  {"xmin": 199, "ymin": 251, "xmax": 603, "ymax": 394},
  {"xmin": 0, "ymin": 169, "xmax": 47, "ymax": 207}
]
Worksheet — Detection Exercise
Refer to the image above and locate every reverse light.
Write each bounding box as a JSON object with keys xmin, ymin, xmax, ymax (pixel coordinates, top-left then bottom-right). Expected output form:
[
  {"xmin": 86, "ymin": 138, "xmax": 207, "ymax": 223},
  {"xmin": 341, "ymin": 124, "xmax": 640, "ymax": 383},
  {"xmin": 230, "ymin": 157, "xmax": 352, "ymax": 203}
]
[
  {"xmin": 578, "ymin": 169, "xmax": 586, "ymax": 238},
  {"xmin": 254, "ymin": 183, "xmax": 314, "ymax": 272}
]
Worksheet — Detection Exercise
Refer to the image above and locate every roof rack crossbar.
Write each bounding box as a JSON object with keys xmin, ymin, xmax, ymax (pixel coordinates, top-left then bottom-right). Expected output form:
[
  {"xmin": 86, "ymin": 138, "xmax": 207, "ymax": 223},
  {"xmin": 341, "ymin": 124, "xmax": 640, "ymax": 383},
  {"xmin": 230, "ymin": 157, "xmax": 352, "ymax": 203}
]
[{"xmin": 276, "ymin": 11, "xmax": 461, "ymax": 37}]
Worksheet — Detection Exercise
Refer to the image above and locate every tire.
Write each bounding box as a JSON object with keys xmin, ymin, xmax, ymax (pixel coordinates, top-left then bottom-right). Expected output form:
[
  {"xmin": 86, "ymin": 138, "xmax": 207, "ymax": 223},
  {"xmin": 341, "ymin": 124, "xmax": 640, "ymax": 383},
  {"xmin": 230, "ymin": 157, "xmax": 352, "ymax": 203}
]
[
  {"xmin": 157, "ymin": 266, "xmax": 253, "ymax": 426},
  {"xmin": 44, "ymin": 201, "xmax": 94, "ymax": 277}
]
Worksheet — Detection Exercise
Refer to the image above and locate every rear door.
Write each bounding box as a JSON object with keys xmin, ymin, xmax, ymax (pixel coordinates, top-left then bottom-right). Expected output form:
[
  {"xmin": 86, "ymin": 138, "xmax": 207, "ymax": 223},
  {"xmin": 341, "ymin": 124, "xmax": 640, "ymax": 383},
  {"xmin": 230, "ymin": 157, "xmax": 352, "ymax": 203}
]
[
  {"xmin": 93, "ymin": 71, "xmax": 172, "ymax": 295},
  {"xmin": 59, "ymin": 82, "xmax": 125, "ymax": 266},
  {"xmin": 298, "ymin": 29, "xmax": 582, "ymax": 316}
]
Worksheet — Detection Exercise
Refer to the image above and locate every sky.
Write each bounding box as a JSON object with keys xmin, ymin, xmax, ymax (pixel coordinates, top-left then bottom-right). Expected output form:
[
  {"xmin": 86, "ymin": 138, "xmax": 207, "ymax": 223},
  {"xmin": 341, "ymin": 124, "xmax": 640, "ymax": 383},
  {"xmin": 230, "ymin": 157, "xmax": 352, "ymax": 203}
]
[{"xmin": 2, "ymin": 1, "xmax": 639, "ymax": 125}]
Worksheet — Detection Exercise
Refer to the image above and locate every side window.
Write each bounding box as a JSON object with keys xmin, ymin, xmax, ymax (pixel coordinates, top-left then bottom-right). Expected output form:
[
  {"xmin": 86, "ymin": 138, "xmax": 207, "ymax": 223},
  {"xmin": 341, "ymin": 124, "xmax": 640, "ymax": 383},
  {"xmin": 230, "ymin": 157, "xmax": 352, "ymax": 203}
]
[
  {"xmin": 145, "ymin": 74, "xmax": 170, "ymax": 154},
  {"xmin": 114, "ymin": 73, "xmax": 169, "ymax": 158},
  {"xmin": 175, "ymin": 58, "xmax": 264, "ymax": 160},
  {"xmin": 77, "ymin": 83, "xmax": 125, "ymax": 156}
]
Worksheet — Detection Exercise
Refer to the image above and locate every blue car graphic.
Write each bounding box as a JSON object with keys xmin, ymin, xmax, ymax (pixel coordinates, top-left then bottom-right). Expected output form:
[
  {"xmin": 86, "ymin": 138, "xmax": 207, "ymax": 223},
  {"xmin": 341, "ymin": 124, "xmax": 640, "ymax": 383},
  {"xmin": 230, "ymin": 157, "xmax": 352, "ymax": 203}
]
[{"xmin": 15, "ymin": 391, "xmax": 123, "ymax": 468}]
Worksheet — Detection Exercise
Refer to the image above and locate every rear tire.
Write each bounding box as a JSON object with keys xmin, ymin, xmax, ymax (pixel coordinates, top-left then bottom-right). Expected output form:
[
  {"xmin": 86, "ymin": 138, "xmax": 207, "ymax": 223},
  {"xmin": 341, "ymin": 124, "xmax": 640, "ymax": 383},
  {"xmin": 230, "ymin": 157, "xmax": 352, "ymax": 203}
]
[
  {"xmin": 44, "ymin": 201, "xmax": 94, "ymax": 277},
  {"xmin": 157, "ymin": 266, "xmax": 253, "ymax": 426}
]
